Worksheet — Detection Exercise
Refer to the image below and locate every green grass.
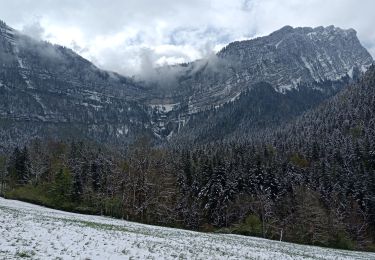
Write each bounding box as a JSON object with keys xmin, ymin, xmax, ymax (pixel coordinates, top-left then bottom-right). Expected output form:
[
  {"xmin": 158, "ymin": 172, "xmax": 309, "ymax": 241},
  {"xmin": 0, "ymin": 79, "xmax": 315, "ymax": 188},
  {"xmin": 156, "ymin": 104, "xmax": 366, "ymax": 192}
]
[
  {"xmin": 4, "ymin": 185, "xmax": 97, "ymax": 215},
  {"xmin": 5, "ymin": 184, "xmax": 54, "ymax": 206},
  {"xmin": 15, "ymin": 250, "xmax": 35, "ymax": 258}
]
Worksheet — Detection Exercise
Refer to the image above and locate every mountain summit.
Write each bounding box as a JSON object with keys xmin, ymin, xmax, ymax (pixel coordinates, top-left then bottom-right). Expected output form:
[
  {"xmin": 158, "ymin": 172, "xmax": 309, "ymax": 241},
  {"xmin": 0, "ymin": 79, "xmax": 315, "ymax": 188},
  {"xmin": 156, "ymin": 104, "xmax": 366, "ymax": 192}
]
[
  {"xmin": 154, "ymin": 25, "xmax": 373, "ymax": 114},
  {"xmin": 219, "ymin": 25, "xmax": 372, "ymax": 90}
]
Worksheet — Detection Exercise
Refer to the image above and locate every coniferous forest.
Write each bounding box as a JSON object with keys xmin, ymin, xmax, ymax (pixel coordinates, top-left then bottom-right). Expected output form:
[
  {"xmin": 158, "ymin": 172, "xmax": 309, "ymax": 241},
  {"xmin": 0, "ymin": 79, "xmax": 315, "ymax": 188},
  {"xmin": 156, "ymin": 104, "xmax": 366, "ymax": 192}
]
[{"xmin": 1, "ymin": 66, "xmax": 375, "ymax": 251}]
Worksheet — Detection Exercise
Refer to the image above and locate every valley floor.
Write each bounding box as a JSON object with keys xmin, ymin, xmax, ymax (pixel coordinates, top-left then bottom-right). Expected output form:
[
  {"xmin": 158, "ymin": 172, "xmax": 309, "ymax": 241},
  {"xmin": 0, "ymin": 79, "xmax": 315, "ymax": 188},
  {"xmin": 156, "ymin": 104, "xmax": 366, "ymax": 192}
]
[{"xmin": 0, "ymin": 198, "xmax": 374, "ymax": 260}]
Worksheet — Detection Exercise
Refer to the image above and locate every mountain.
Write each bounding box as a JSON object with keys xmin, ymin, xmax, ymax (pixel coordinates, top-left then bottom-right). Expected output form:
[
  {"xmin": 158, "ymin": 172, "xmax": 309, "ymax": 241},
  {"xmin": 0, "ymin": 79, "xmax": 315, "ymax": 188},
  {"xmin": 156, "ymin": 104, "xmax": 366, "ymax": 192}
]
[
  {"xmin": 150, "ymin": 26, "xmax": 373, "ymax": 141},
  {"xmin": 150, "ymin": 25, "xmax": 372, "ymax": 104},
  {"xmin": 218, "ymin": 25, "xmax": 371, "ymax": 89},
  {"xmin": 0, "ymin": 20, "xmax": 153, "ymax": 149},
  {"xmin": 0, "ymin": 21, "xmax": 373, "ymax": 148}
]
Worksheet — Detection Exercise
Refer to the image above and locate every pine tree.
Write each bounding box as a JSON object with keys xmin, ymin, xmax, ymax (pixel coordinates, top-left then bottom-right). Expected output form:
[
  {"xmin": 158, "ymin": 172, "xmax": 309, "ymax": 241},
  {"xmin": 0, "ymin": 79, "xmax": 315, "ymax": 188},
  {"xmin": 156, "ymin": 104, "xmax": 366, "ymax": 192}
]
[
  {"xmin": 51, "ymin": 168, "xmax": 72, "ymax": 206},
  {"xmin": 7, "ymin": 147, "xmax": 31, "ymax": 186},
  {"xmin": 0, "ymin": 156, "xmax": 7, "ymax": 195}
]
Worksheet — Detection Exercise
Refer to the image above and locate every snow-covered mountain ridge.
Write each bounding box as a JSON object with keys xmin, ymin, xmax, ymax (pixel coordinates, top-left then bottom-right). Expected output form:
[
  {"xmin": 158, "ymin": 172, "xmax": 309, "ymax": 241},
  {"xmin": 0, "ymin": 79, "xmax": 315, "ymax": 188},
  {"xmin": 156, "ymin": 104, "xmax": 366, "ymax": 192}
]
[
  {"xmin": 150, "ymin": 25, "xmax": 373, "ymax": 111},
  {"xmin": 220, "ymin": 26, "xmax": 372, "ymax": 88}
]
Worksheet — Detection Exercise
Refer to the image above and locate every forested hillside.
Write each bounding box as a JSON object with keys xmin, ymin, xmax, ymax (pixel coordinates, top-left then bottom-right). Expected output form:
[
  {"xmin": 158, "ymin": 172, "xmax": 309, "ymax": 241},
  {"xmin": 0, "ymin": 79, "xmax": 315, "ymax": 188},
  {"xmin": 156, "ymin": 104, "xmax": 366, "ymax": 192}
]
[
  {"xmin": 173, "ymin": 79, "xmax": 350, "ymax": 144},
  {"xmin": 1, "ymin": 66, "xmax": 375, "ymax": 251}
]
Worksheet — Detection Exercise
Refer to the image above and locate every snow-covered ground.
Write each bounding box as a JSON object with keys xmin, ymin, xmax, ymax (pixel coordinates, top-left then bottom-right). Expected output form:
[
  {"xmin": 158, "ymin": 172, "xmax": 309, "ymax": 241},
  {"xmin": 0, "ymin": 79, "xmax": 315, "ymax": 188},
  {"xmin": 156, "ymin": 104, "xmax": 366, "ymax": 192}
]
[{"xmin": 0, "ymin": 198, "xmax": 374, "ymax": 260}]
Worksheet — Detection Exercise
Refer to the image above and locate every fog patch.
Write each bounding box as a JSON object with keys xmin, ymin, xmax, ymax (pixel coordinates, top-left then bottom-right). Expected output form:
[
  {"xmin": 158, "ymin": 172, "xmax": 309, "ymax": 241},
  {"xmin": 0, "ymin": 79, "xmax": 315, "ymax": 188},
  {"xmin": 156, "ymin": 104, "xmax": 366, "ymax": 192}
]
[
  {"xmin": 135, "ymin": 43, "xmax": 228, "ymax": 90},
  {"xmin": 22, "ymin": 20, "xmax": 45, "ymax": 41}
]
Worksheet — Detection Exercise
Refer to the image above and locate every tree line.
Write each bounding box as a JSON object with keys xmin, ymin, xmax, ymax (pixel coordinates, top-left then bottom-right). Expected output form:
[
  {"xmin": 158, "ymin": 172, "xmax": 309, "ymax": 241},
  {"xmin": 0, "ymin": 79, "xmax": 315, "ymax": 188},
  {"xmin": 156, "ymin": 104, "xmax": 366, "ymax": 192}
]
[{"xmin": 0, "ymin": 134, "xmax": 374, "ymax": 251}]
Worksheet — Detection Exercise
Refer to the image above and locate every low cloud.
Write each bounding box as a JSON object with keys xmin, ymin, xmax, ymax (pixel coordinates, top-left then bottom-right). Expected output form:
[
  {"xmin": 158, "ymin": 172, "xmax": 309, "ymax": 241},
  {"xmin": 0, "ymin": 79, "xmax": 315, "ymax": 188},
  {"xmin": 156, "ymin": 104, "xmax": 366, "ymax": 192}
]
[{"xmin": 22, "ymin": 20, "xmax": 45, "ymax": 40}]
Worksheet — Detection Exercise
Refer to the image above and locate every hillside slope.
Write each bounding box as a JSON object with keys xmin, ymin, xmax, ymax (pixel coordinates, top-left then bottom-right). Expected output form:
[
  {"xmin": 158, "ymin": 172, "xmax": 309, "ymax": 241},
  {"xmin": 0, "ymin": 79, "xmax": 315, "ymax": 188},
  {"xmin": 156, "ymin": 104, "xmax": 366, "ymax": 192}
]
[{"xmin": 0, "ymin": 198, "xmax": 374, "ymax": 260}]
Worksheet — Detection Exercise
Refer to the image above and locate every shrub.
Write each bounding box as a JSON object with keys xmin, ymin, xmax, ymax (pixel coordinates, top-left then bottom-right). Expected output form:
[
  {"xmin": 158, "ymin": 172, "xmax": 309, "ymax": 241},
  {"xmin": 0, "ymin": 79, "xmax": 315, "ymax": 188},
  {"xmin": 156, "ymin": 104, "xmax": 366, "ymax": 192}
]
[
  {"xmin": 330, "ymin": 231, "xmax": 355, "ymax": 250},
  {"xmin": 232, "ymin": 214, "xmax": 262, "ymax": 236}
]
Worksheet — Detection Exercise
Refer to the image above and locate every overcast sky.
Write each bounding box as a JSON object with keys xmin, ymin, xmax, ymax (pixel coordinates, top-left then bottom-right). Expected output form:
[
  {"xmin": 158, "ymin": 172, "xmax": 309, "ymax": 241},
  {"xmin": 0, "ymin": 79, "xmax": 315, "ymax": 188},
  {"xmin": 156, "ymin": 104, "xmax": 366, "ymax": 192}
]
[{"xmin": 0, "ymin": 0, "xmax": 374, "ymax": 76}]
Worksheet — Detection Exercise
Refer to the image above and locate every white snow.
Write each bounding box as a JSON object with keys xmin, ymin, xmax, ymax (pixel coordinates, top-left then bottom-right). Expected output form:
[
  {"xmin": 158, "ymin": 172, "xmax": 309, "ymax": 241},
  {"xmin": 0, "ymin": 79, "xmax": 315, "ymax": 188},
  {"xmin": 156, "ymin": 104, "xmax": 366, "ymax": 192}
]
[
  {"xmin": 229, "ymin": 92, "xmax": 241, "ymax": 102},
  {"xmin": 85, "ymin": 91, "xmax": 102, "ymax": 102},
  {"xmin": 276, "ymin": 77, "xmax": 301, "ymax": 94},
  {"xmin": 7, "ymin": 37, "xmax": 34, "ymax": 89},
  {"xmin": 116, "ymin": 126, "xmax": 129, "ymax": 137},
  {"xmin": 1, "ymin": 198, "xmax": 374, "ymax": 260},
  {"xmin": 188, "ymin": 102, "xmax": 199, "ymax": 115},
  {"xmin": 11, "ymin": 41, "xmax": 26, "ymax": 70},
  {"xmin": 32, "ymin": 94, "xmax": 47, "ymax": 113},
  {"xmin": 117, "ymin": 129, "xmax": 124, "ymax": 136},
  {"xmin": 301, "ymin": 56, "xmax": 321, "ymax": 82},
  {"xmin": 278, "ymin": 84, "xmax": 293, "ymax": 93},
  {"xmin": 166, "ymin": 130, "xmax": 174, "ymax": 140},
  {"xmin": 361, "ymin": 64, "xmax": 369, "ymax": 73},
  {"xmin": 348, "ymin": 67, "xmax": 354, "ymax": 78},
  {"xmin": 150, "ymin": 103, "xmax": 179, "ymax": 113},
  {"xmin": 91, "ymin": 104, "xmax": 103, "ymax": 111},
  {"xmin": 89, "ymin": 94, "xmax": 101, "ymax": 102},
  {"xmin": 275, "ymin": 39, "xmax": 283, "ymax": 49}
]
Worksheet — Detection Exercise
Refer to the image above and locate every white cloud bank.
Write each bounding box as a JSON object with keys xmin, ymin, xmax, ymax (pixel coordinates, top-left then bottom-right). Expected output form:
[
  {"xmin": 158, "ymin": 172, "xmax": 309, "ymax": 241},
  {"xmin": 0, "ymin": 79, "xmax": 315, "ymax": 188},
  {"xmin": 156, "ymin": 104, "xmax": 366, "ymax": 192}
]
[{"xmin": 0, "ymin": 0, "xmax": 374, "ymax": 76}]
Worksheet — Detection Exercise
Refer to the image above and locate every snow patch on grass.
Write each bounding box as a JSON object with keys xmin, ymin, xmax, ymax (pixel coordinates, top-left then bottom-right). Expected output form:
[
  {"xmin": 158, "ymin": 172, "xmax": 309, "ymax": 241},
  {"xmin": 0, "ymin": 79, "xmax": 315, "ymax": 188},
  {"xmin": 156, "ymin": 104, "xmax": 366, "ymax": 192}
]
[{"xmin": 0, "ymin": 198, "xmax": 374, "ymax": 259}]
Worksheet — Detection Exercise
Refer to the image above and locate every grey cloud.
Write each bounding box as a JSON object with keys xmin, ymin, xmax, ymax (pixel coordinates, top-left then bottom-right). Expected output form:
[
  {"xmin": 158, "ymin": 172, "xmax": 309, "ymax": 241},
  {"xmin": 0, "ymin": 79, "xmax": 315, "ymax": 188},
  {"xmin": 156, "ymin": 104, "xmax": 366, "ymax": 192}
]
[
  {"xmin": 138, "ymin": 48, "xmax": 159, "ymax": 81},
  {"xmin": 70, "ymin": 41, "xmax": 89, "ymax": 54},
  {"xmin": 0, "ymin": 0, "xmax": 374, "ymax": 77},
  {"xmin": 21, "ymin": 20, "xmax": 45, "ymax": 40}
]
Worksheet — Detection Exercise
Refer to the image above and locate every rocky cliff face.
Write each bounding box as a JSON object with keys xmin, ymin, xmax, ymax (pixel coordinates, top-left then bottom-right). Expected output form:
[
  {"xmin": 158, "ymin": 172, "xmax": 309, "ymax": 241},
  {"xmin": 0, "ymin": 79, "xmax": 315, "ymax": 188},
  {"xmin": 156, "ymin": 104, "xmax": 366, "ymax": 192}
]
[
  {"xmin": 0, "ymin": 21, "xmax": 153, "ymax": 148},
  {"xmin": 220, "ymin": 26, "xmax": 372, "ymax": 85},
  {"xmin": 0, "ymin": 22, "xmax": 373, "ymax": 148}
]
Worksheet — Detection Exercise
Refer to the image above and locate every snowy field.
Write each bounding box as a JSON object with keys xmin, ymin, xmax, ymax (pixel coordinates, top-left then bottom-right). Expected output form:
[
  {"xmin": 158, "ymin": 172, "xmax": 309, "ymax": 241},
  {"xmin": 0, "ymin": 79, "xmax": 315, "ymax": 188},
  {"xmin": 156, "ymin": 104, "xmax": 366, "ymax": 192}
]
[{"xmin": 0, "ymin": 198, "xmax": 374, "ymax": 260}]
